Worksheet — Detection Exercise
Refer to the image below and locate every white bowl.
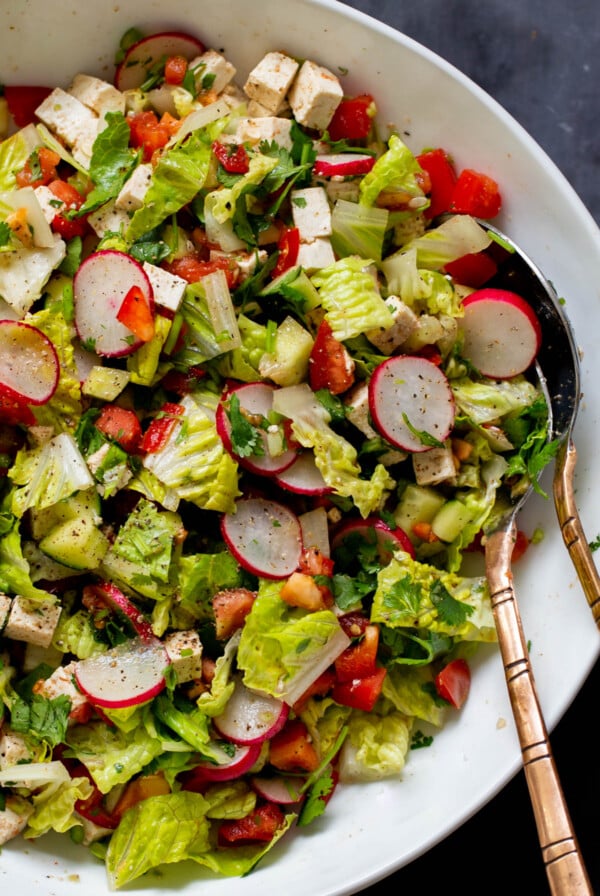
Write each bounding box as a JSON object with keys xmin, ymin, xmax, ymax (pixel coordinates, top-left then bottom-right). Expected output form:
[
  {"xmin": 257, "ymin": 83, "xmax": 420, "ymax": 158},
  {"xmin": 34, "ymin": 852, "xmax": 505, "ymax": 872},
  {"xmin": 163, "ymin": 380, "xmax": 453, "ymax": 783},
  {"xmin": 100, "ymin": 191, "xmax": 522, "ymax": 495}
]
[{"xmin": 2, "ymin": 1, "xmax": 600, "ymax": 893}]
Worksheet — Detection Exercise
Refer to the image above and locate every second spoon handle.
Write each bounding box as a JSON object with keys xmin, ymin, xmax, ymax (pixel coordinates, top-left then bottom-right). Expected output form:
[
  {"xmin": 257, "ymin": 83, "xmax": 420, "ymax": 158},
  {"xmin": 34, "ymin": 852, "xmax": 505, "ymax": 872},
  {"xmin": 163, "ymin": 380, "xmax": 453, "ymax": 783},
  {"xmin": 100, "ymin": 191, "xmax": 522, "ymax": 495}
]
[
  {"xmin": 553, "ymin": 438, "xmax": 600, "ymax": 629},
  {"xmin": 485, "ymin": 520, "xmax": 593, "ymax": 896}
]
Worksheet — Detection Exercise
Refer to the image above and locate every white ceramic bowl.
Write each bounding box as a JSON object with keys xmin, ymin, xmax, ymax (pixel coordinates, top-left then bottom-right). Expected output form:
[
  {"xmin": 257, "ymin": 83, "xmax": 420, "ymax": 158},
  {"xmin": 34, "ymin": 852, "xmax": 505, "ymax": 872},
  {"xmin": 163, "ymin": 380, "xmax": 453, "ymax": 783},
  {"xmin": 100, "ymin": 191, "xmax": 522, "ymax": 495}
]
[{"xmin": 2, "ymin": 1, "xmax": 600, "ymax": 893}]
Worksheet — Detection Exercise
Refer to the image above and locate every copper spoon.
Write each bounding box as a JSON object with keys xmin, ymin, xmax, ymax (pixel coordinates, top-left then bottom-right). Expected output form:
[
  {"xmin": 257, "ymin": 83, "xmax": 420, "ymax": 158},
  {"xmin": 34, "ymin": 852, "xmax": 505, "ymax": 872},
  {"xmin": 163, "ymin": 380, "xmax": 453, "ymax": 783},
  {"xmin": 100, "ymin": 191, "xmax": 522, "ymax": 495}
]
[{"xmin": 474, "ymin": 221, "xmax": 593, "ymax": 895}]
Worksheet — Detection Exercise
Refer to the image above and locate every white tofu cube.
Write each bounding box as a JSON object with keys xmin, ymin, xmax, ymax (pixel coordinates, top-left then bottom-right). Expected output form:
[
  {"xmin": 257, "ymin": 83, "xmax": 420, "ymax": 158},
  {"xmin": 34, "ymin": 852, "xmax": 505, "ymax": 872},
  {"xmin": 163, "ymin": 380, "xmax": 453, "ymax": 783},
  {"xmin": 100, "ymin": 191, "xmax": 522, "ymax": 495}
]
[
  {"xmin": 35, "ymin": 88, "xmax": 102, "ymax": 166},
  {"xmin": 3, "ymin": 596, "xmax": 62, "ymax": 648},
  {"xmin": 296, "ymin": 237, "xmax": 335, "ymax": 273},
  {"xmin": 247, "ymin": 98, "xmax": 290, "ymax": 118},
  {"xmin": 412, "ymin": 444, "xmax": 457, "ymax": 486},
  {"xmin": 0, "ymin": 796, "xmax": 33, "ymax": 846},
  {"xmin": 68, "ymin": 73, "xmax": 126, "ymax": 118},
  {"xmin": 34, "ymin": 184, "xmax": 63, "ymax": 225},
  {"xmin": 115, "ymin": 163, "xmax": 153, "ymax": 211},
  {"xmin": 142, "ymin": 261, "xmax": 188, "ymax": 313},
  {"xmin": 235, "ymin": 116, "xmax": 293, "ymax": 150},
  {"xmin": 288, "ymin": 59, "xmax": 343, "ymax": 131},
  {"xmin": 291, "ymin": 186, "xmax": 332, "ymax": 241},
  {"xmin": 365, "ymin": 295, "xmax": 419, "ymax": 354},
  {"xmin": 244, "ymin": 51, "xmax": 299, "ymax": 114},
  {"xmin": 87, "ymin": 199, "xmax": 131, "ymax": 239},
  {"xmin": 0, "ymin": 593, "xmax": 11, "ymax": 631},
  {"xmin": 164, "ymin": 629, "xmax": 203, "ymax": 683},
  {"xmin": 0, "ymin": 729, "xmax": 35, "ymax": 770},
  {"xmin": 33, "ymin": 661, "xmax": 89, "ymax": 720},
  {"xmin": 209, "ymin": 248, "xmax": 268, "ymax": 282},
  {"xmin": 192, "ymin": 49, "xmax": 237, "ymax": 95}
]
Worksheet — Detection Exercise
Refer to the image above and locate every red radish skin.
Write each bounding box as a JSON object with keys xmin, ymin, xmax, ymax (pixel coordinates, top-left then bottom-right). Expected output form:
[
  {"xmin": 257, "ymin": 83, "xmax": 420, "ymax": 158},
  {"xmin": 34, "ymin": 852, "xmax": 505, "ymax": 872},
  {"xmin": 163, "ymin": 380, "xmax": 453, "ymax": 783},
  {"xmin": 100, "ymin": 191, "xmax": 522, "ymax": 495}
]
[
  {"xmin": 181, "ymin": 742, "xmax": 263, "ymax": 787},
  {"xmin": 74, "ymin": 637, "xmax": 168, "ymax": 709},
  {"xmin": 313, "ymin": 153, "xmax": 376, "ymax": 177},
  {"xmin": 221, "ymin": 497, "xmax": 303, "ymax": 579},
  {"xmin": 213, "ymin": 676, "xmax": 289, "ymax": 745},
  {"xmin": 73, "ymin": 250, "xmax": 154, "ymax": 357},
  {"xmin": 83, "ymin": 581, "xmax": 155, "ymax": 641},
  {"xmin": 0, "ymin": 321, "xmax": 59, "ymax": 404},
  {"xmin": 274, "ymin": 450, "xmax": 333, "ymax": 495},
  {"xmin": 332, "ymin": 516, "xmax": 415, "ymax": 562},
  {"xmin": 250, "ymin": 774, "xmax": 306, "ymax": 805},
  {"xmin": 460, "ymin": 287, "xmax": 542, "ymax": 379},
  {"xmin": 368, "ymin": 356, "xmax": 455, "ymax": 452},
  {"xmin": 115, "ymin": 31, "xmax": 205, "ymax": 92}
]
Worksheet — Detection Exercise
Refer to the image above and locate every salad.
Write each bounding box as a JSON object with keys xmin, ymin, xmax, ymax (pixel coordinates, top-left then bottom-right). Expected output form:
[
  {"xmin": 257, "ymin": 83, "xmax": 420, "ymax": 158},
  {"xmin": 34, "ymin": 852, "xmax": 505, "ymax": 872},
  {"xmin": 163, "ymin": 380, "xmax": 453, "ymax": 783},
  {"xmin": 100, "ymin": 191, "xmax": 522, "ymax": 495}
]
[{"xmin": 0, "ymin": 26, "xmax": 553, "ymax": 889}]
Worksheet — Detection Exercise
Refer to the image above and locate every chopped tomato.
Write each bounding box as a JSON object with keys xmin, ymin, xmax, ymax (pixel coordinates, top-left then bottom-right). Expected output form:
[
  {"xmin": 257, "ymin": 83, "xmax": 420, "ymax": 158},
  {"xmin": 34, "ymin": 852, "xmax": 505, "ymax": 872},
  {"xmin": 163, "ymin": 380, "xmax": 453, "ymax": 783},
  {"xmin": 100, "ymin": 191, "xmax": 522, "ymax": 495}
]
[
  {"xmin": 139, "ymin": 402, "xmax": 184, "ymax": 453},
  {"xmin": 512, "ymin": 529, "xmax": 530, "ymax": 562},
  {"xmin": 280, "ymin": 571, "xmax": 333, "ymax": 611},
  {"xmin": 272, "ymin": 226, "xmax": 300, "ymax": 279},
  {"xmin": 47, "ymin": 179, "xmax": 89, "ymax": 239},
  {"xmin": 15, "ymin": 146, "xmax": 60, "ymax": 188},
  {"xmin": 128, "ymin": 111, "xmax": 178, "ymax": 161},
  {"xmin": 444, "ymin": 250, "xmax": 498, "ymax": 288},
  {"xmin": 331, "ymin": 666, "xmax": 386, "ymax": 712},
  {"xmin": 95, "ymin": 405, "xmax": 142, "ymax": 453},
  {"xmin": 298, "ymin": 546, "xmax": 334, "ymax": 577},
  {"xmin": 212, "ymin": 140, "xmax": 250, "ymax": 174},
  {"xmin": 309, "ymin": 318, "xmax": 355, "ymax": 395},
  {"xmin": 164, "ymin": 55, "xmax": 189, "ymax": 85},
  {"xmin": 164, "ymin": 254, "xmax": 239, "ymax": 289},
  {"xmin": 449, "ymin": 169, "xmax": 502, "ymax": 218},
  {"xmin": 337, "ymin": 611, "xmax": 370, "ymax": 639},
  {"xmin": 212, "ymin": 587, "xmax": 257, "ymax": 639},
  {"xmin": 327, "ymin": 93, "xmax": 375, "ymax": 142},
  {"xmin": 112, "ymin": 773, "xmax": 171, "ymax": 823},
  {"xmin": 334, "ymin": 624, "xmax": 379, "ymax": 683},
  {"xmin": 269, "ymin": 719, "xmax": 320, "ymax": 773},
  {"xmin": 0, "ymin": 390, "xmax": 35, "ymax": 426},
  {"xmin": 434, "ymin": 658, "xmax": 471, "ymax": 709},
  {"xmin": 4, "ymin": 85, "xmax": 52, "ymax": 127},
  {"xmin": 159, "ymin": 365, "xmax": 206, "ymax": 395},
  {"xmin": 218, "ymin": 802, "xmax": 285, "ymax": 845},
  {"xmin": 416, "ymin": 148, "xmax": 457, "ymax": 219},
  {"xmin": 414, "ymin": 344, "xmax": 443, "ymax": 366},
  {"xmin": 71, "ymin": 763, "xmax": 118, "ymax": 829},
  {"xmin": 292, "ymin": 668, "xmax": 336, "ymax": 713},
  {"xmin": 116, "ymin": 284, "xmax": 155, "ymax": 342}
]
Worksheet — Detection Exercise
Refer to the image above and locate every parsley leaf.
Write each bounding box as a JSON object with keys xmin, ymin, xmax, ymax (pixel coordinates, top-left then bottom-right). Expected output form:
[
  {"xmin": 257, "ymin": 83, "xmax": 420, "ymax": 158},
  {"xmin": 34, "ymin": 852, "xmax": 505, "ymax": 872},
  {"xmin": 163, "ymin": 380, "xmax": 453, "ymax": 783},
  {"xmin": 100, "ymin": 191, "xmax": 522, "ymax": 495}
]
[
  {"xmin": 227, "ymin": 393, "xmax": 265, "ymax": 458},
  {"xmin": 11, "ymin": 693, "xmax": 71, "ymax": 747},
  {"xmin": 430, "ymin": 579, "xmax": 474, "ymax": 627},
  {"xmin": 78, "ymin": 112, "xmax": 140, "ymax": 215}
]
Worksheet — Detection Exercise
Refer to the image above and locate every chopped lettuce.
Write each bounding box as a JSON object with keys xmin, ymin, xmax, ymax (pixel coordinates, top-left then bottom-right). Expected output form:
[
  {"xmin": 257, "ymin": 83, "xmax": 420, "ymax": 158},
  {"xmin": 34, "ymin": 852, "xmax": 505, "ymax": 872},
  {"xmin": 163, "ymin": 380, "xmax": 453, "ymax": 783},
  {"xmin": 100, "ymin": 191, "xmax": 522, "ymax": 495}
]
[
  {"xmin": 65, "ymin": 720, "xmax": 164, "ymax": 793},
  {"xmin": 337, "ymin": 710, "xmax": 412, "ymax": 782},
  {"xmin": 330, "ymin": 199, "xmax": 389, "ymax": 261},
  {"xmin": 310, "ymin": 255, "xmax": 394, "ymax": 340},
  {"xmin": 358, "ymin": 134, "xmax": 425, "ymax": 208}
]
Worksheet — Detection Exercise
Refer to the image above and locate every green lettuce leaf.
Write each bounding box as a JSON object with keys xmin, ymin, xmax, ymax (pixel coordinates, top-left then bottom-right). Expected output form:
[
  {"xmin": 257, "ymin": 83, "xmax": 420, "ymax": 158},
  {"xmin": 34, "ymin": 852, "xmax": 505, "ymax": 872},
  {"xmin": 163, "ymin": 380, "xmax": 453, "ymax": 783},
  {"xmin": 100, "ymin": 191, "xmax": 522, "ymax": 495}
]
[
  {"xmin": 337, "ymin": 710, "xmax": 412, "ymax": 781},
  {"xmin": 310, "ymin": 255, "xmax": 394, "ymax": 340},
  {"xmin": 359, "ymin": 134, "xmax": 425, "ymax": 208},
  {"xmin": 65, "ymin": 719, "xmax": 164, "ymax": 793}
]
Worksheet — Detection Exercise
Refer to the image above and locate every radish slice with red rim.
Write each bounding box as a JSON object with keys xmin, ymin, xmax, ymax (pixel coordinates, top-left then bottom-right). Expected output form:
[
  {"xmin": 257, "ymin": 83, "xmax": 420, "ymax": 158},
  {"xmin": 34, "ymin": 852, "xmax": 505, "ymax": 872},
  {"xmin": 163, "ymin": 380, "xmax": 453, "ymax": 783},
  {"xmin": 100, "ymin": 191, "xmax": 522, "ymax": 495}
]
[
  {"xmin": 250, "ymin": 774, "xmax": 306, "ymax": 804},
  {"xmin": 74, "ymin": 636, "xmax": 168, "ymax": 709},
  {"xmin": 459, "ymin": 287, "xmax": 542, "ymax": 379},
  {"xmin": 274, "ymin": 450, "xmax": 332, "ymax": 495},
  {"xmin": 181, "ymin": 741, "xmax": 262, "ymax": 786},
  {"xmin": 313, "ymin": 153, "xmax": 376, "ymax": 177},
  {"xmin": 83, "ymin": 581, "xmax": 155, "ymax": 641},
  {"xmin": 221, "ymin": 497, "xmax": 303, "ymax": 579},
  {"xmin": 73, "ymin": 250, "xmax": 153, "ymax": 357},
  {"xmin": 331, "ymin": 516, "xmax": 415, "ymax": 563},
  {"xmin": 115, "ymin": 31, "xmax": 205, "ymax": 92},
  {"xmin": 0, "ymin": 321, "xmax": 59, "ymax": 405},
  {"xmin": 216, "ymin": 382, "xmax": 299, "ymax": 476},
  {"xmin": 368, "ymin": 355, "xmax": 455, "ymax": 452},
  {"xmin": 213, "ymin": 675, "xmax": 289, "ymax": 745}
]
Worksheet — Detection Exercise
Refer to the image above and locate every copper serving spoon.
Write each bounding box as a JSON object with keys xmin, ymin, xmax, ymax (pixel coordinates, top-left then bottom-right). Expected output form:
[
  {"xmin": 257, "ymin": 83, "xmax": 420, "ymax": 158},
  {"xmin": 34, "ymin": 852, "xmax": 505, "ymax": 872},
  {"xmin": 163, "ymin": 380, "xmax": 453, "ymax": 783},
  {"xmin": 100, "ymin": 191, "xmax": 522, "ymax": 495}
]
[{"xmin": 474, "ymin": 221, "xmax": 594, "ymax": 895}]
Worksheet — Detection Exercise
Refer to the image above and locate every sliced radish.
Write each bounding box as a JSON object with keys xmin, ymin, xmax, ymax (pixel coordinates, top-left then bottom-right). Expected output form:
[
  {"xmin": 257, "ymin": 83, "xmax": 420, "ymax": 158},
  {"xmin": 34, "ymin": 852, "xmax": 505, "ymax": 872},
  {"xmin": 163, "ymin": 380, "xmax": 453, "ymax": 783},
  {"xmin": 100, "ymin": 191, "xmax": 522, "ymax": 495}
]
[
  {"xmin": 216, "ymin": 382, "xmax": 299, "ymax": 476},
  {"xmin": 0, "ymin": 320, "xmax": 59, "ymax": 405},
  {"xmin": 83, "ymin": 581, "xmax": 155, "ymax": 641},
  {"xmin": 368, "ymin": 355, "xmax": 455, "ymax": 452},
  {"xmin": 181, "ymin": 741, "xmax": 262, "ymax": 786},
  {"xmin": 213, "ymin": 676, "xmax": 289, "ymax": 745},
  {"xmin": 115, "ymin": 31, "xmax": 205, "ymax": 92},
  {"xmin": 73, "ymin": 250, "xmax": 154, "ymax": 357},
  {"xmin": 250, "ymin": 774, "xmax": 306, "ymax": 805},
  {"xmin": 313, "ymin": 153, "xmax": 376, "ymax": 177},
  {"xmin": 331, "ymin": 516, "xmax": 415, "ymax": 562},
  {"xmin": 221, "ymin": 497, "xmax": 303, "ymax": 579},
  {"xmin": 74, "ymin": 636, "xmax": 168, "ymax": 709},
  {"xmin": 459, "ymin": 287, "xmax": 542, "ymax": 379},
  {"xmin": 274, "ymin": 450, "xmax": 333, "ymax": 495}
]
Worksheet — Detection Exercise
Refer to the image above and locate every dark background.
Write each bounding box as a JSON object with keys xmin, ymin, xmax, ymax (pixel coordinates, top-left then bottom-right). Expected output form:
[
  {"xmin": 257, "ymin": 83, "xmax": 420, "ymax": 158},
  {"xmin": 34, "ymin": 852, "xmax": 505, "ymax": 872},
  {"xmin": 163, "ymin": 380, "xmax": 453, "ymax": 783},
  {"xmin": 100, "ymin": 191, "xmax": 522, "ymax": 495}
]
[{"xmin": 338, "ymin": 1, "xmax": 600, "ymax": 893}]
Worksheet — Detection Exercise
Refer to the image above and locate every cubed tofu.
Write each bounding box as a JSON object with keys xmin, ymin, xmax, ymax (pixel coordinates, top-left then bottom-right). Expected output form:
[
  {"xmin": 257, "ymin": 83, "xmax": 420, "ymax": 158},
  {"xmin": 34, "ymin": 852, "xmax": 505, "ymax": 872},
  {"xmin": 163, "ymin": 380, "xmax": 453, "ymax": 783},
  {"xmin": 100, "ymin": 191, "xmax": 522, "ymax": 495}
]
[
  {"xmin": 33, "ymin": 184, "xmax": 63, "ymax": 225},
  {"xmin": 0, "ymin": 796, "xmax": 33, "ymax": 846},
  {"xmin": 0, "ymin": 729, "xmax": 35, "ymax": 770},
  {"xmin": 412, "ymin": 443, "xmax": 457, "ymax": 486},
  {"xmin": 0, "ymin": 234, "xmax": 66, "ymax": 316},
  {"xmin": 164, "ymin": 629, "xmax": 203, "ymax": 683},
  {"xmin": 3, "ymin": 596, "xmax": 62, "ymax": 648},
  {"xmin": 68, "ymin": 73, "xmax": 126, "ymax": 118},
  {"xmin": 33, "ymin": 661, "xmax": 89, "ymax": 719},
  {"xmin": 365, "ymin": 295, "xmax": 419, "ymax": 354},
  {"xmin": 247, "ymin": 97, "xmax": 290, "ymax": 118},
  {"xmin": 192, "ymin": 48, "xmax": 237, "ymax": 95},
  {"xmin": 244, "ymin": 51, "xmax": 299, "ymax": 114},
  {"xmin": 115, "ymin": 163, "xmax": 153, "ymax": 211},
  {"xmin": 87, "ymin": 199, "xmax": 131, "ymax": 239},
  {"xmin": 287, "ymin": 59, "xmax": 343, "ymax": 131},
  {"xmin": 35, "ymin": 88, "xmax": 102, "ymax": 166},
  {"xmin": 209, "ymin": 248, "xmax": 268, "ymax": 283},
  {"xmin": 235, "ymin": 116, "xmax": 293, "ymax": 149},
  {"xmin": 142, "ymin": 261, "xmax": 188, "ymax": 313},
  {"xmin": 296, "ymin": 237, "xmax": 335, "ymax": 273},
  {"xmin": 0, "ymin": 593, "xmax": 11, "ymax": 632},
  {"xmin": 291, "ymin": 186, "xmax": 332, "ymax": 241}
]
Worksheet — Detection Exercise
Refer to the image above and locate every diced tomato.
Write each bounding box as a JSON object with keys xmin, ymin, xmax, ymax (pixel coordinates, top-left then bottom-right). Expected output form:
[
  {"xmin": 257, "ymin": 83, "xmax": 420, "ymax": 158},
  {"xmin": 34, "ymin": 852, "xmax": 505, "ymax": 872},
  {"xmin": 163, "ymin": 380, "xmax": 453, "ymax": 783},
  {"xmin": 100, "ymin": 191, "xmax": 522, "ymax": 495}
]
[
  {"xmin": 337, "ymin": 611, "xmax": 371, "ymax": 639},
  {"xmin": 164, "ymin": 55, "xmax": 189, "ymax": 85},
  {"xmin": 292, "ymin": 668, "xmax": 336, "ymax": 713},
  {"xmin": 116, "ymin": 284, "xmax": 155, "ymax": 342},
  {"xmin": 128, "ymin": 111, "xmax": 179, "ymax": 162},
  {"xmin": 434, "ymin": 658, "xmax": 471, "ymax": 709},
  {"xmin": 334, "ymin": 624, "xmax": 379, "ymax": 683},
  {"xmin": 269, "ymin": 719, "xmax": 320, "ymax": 773},
  {"xmin": 47, "ymin": 179, "xmax": 89, "ymax": 239},
  {"xmin": 327, "ymin": 93, "xmax": 375, "ymax": 142},
  {"xmin": 15, "ymin": 146, "xmax": 61, "ymax": 188},
  {"xmin": 449, "ymin": 169, "xmax": 502, "ymax": 219},
  {"xmin": 309, "ymin": 318, "xmax": 355, "ymax": 395},
  {"xmin": 4, "ymin": 85, "xmax": 52, "ymax": 127},
  {"xmin": 416, "ymin": 148, "xmax": 458, "ymax": 220},
  {"xmin": 272, "ymin": 226, "xmax": 300, "ymax": 279},
  {"xmin": 0, "ymin": 390, "xmax": 35, "ymax": 426},
  {"xmin": 159, "ymin": 365, "xmax": 206, "ymax": 395},
  {"xmin": 512, "ymin": 529, "xmax": 530, "ymax": 562},
  {"xmin": 411, "ymin": 521, "xmax": 439, "ymax": 543},
  {"xmin": 71, "ymin": 763, "xmax": 118, "ymax": 830},
  {"xmin": 280, "ymin": 571, "xmax": 333, "ymax": 611},
  {"xmin": 212, "ymin": 587, "xmax": 257, "ymax": 639},
  {"xmin": 112, "ymin": 773, "xmax": 171, "ymax": 823},
  {"xmin": 218, "ymin": 802, "xmax": 285, "ymax": 845},
  {"xmin": 298, "ymin": 546, "xmax": 334, "ymax": 577},
  {"xmin": 444, "ymin": 250, "xmax": 498, "ymax": 288},
  {"xmin": 95, "ymin": 405, "xmax": 142, "ymax": 453},
  {"xmin": 331, "ymin": 666, "xmax": 386, "ymax": 712},
  {"xmin": 212, "ymin": 140, "xmax": 250, "ymax": 174},
  {"xmin": 164, "ymin": 254, "xmax": 239, "ymax": 289},
  {"xmin": 139, "ymin": 402, "xmax": 184, "ymax": 453},
  {"xmin": 414, "ymin": 344, "xmax": 443, "ymax": 366}
]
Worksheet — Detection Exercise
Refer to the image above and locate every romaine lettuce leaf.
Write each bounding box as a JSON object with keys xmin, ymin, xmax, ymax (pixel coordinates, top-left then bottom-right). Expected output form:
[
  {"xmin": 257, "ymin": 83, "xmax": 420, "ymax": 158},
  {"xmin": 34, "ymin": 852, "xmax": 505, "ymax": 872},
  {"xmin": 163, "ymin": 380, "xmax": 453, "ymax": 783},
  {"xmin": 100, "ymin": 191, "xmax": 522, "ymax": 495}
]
[
  {"xmin": 310, "ymin": 256, "xmax": 394, "ymax": 340},
  {"xmin": 337, "ymin": 710, "xmax": 412, "ymax": 782}
]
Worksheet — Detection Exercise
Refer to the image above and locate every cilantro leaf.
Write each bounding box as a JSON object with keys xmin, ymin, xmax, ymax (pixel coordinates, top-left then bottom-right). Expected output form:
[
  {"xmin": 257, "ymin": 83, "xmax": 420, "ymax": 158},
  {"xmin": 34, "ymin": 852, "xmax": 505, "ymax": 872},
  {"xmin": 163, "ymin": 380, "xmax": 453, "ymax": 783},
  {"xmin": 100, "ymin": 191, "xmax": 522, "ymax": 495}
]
[
  {"xmin": 78, "ymin": 111, "xmax": 139, "ymax": 214},
  {"xmin": 429, "ymin": 579, "xmax": 474, "ymax": 627},
  {"xmin": 227, "ymin": 393, "xmax": 265, "ymax": 458},
  {"xmin": 11, "ymin": 693, "xmax": 71, "ymax": 747}
]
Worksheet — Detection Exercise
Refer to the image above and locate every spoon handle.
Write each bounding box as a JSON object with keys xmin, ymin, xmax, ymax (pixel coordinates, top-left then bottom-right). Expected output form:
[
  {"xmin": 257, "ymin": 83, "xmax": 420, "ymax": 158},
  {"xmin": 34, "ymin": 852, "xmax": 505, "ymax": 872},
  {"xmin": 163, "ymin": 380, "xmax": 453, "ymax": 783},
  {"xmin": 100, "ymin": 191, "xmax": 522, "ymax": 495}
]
[
  {"xmin": 485, "ymin": 520, "xmax": 593, "ymax": 896},
  {"xmin": 553, "ymin": 438, "xmax": 600, "ymax": 629}
]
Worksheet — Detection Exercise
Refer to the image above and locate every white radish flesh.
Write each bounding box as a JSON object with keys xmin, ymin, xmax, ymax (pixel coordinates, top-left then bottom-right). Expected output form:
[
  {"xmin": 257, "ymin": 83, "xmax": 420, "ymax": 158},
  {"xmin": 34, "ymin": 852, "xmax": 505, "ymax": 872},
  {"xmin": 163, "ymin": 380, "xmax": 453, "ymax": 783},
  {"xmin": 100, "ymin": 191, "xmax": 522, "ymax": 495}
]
[
  {"xmin": 459, "ymin": 287, "xmax": 542, "ymax": 378},
  {"xmin": 213, "ymin": 676, "xmax": 289, "ymax": 745},
  {"xmin": 74, "ymin": 636, "xmax": 168, "ymax": 708},
  {"xmin": 221, "ymin": 497, "xmax": 303, "ymax": 579},
  {"xmin": 313, "ymin": 153, "xmax": 375, "ymax": 177},
  {"xmin": 250, "ymin": 774, "xmax": 306, "ymax": 804},
  {"xmin": 183, "ymin": 742, "xmax": 262, "ymax": 785},
  {"xmin": 274, "ymin": 450, "xmax": 332, "ymax": 495},
  {"xmin": 73, "ymin": 250, "xmax": 153, "ymax": 357},
  {"xmin": 115, "ymin": 31, "xmax": 205, "ymax": 92},
  {"xmin": 0, "ymin": 320, "xmax": 59, "ymax": 404},
  {"xmin": 368, "ymin": 355, "xmax": 455, "ymax": 452}
]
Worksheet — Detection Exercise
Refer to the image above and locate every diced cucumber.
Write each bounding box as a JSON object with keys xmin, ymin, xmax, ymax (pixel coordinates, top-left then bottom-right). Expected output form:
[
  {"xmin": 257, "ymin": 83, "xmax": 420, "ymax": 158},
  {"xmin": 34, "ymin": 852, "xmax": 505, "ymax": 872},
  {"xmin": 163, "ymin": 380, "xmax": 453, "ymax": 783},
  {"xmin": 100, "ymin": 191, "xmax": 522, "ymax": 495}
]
[
  {"xmin": 394, "ymin": 484, "xmax": 446, "ymax": 543},
  {"xmin": 81, "ymin": 365, "xmax": 131, "ymax": 400},
  {"xmin": 39, "ymin": 515, "xmax": 110, "ymax": 570},
  {"xmin": 431, "ymin": 499, "xmax": 474, "ymax": 543},
  {"xmin": 258, "ymin": 315, "xmax": 314, "ymax": 386},
  {"xmin": 23, "ymin": 540, "xmax": 83, "ymax": 582},
  {"xmin": 29, "ymin": 488, "xmax": 102, "ymax": 540}
]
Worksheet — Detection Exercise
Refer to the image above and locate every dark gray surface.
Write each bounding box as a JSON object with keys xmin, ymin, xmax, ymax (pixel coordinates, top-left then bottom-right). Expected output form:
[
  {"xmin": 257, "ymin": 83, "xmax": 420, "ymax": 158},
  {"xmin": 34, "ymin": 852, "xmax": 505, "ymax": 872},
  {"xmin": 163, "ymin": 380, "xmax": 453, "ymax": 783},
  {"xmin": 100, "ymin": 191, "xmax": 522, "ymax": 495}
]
[{"xmin": 336, "ymin": 2, "xmax": 600, "ymax": 893}]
